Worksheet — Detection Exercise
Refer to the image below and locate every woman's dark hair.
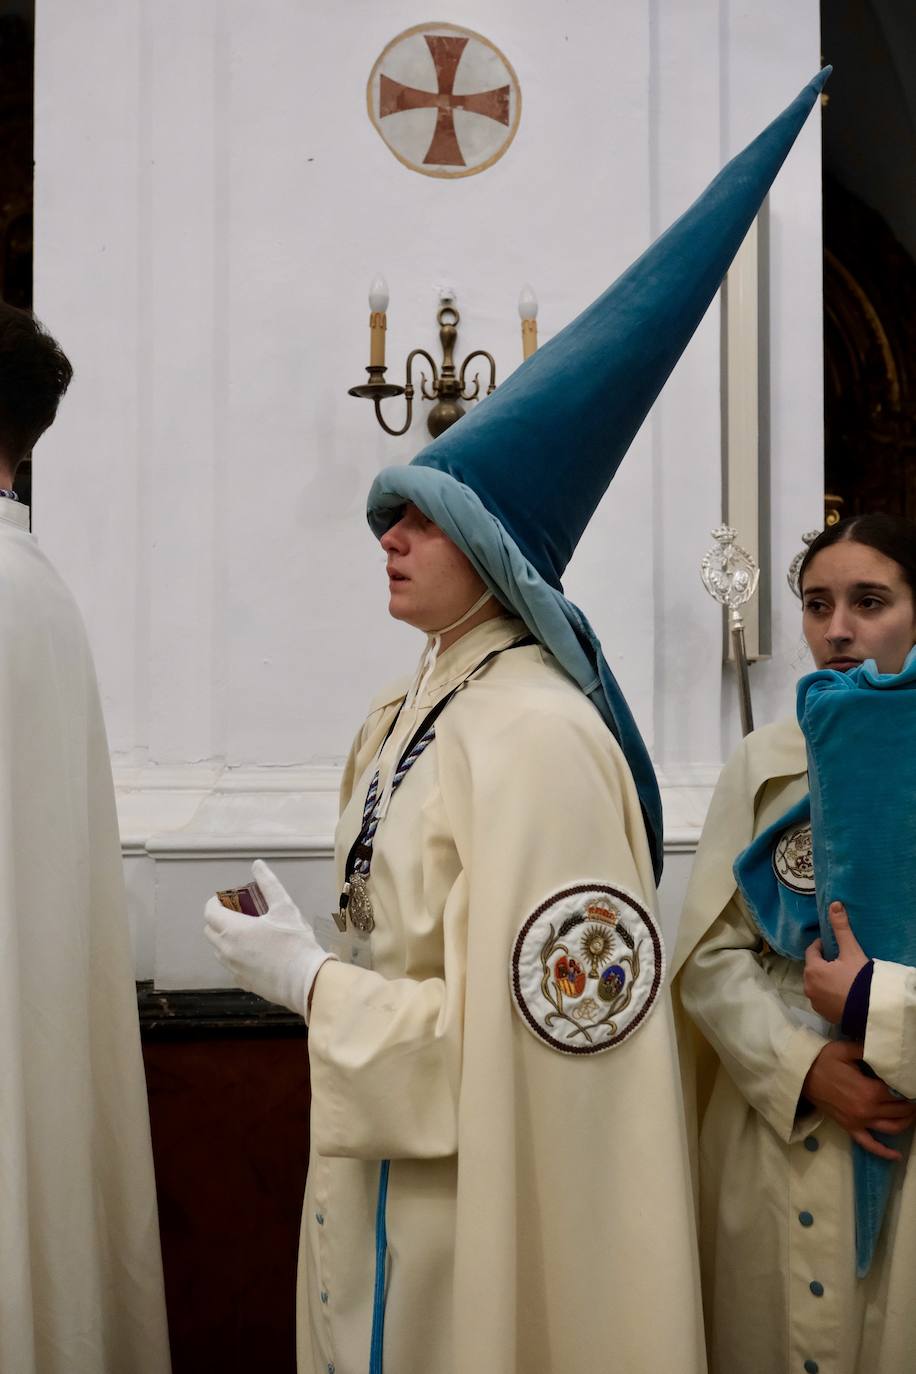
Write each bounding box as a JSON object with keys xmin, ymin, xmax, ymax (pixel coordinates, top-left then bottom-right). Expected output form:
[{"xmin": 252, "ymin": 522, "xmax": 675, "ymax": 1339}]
[
  {"xmin": 798, "ymin": 513, "xmax": 916, "ymax": 600},
  {"xmin": 0, "ymin": 302, "xmax": 73, "ymax": 468}
]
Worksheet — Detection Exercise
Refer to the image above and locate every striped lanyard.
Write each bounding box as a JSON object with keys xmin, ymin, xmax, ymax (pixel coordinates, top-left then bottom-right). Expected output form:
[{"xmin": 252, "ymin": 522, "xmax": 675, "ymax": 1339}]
[
  {"xmin": 341, "ymin": 634, "xmax": 535, "ymax": 901},
  {"xmin": 354, "ymin": 725, "xmax": 435, "ymax": 876}
]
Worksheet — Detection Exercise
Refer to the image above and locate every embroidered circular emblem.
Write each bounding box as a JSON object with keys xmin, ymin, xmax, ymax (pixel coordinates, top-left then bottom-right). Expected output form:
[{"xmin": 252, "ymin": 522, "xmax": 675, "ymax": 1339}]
[
  {"xmin": 367, "ymin": 23, "xmax": 521, "ymax": 179},
  {"xmin": 509, "ymin": 884, "xmax": 665, "ymax": 1055},
  {"xmin": 772, "ymin": 823, "xmax": 815, "ymax": 894}
]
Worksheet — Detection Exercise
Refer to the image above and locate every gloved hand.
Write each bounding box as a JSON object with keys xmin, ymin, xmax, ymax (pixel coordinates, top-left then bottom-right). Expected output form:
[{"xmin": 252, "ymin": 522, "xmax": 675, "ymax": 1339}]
[{"xmin": 204, "ymin": 859, "xmax": 336, "ymax": 1020}]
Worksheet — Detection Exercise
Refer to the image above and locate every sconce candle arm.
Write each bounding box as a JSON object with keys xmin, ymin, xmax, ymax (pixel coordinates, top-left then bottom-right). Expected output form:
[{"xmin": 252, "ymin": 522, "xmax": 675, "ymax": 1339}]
[
  {"xmin": 370, "ymin": 348, "xmax": 439, "ymax": 438},
  {"xmin": 458, "ymin": 350, "xmax": 497, "ymax": 400},
  {"xmin": 408, "ymin": 348, "xmax": 439, "ymax": 402},
  {"xmin": 372, "ymin": 393, "xmax": 412, "ymax": 438},
  {"xmin": 406, "ymin": 348, "xmax": 439, "ymax": 376}
]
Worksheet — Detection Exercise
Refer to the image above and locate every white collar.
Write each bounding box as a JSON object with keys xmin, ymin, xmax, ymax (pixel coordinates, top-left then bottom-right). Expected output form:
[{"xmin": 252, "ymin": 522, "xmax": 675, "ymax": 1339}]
[{"xmin": 0, "ymin": 500, "xmax": 30, "ymax": 532}]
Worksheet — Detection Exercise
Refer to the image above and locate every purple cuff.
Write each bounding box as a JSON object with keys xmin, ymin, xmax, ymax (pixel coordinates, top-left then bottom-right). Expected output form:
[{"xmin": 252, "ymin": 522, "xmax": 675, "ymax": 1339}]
[{"xmin": 841, "ymin": 959, "xmax": 875, "ymax": 1041}]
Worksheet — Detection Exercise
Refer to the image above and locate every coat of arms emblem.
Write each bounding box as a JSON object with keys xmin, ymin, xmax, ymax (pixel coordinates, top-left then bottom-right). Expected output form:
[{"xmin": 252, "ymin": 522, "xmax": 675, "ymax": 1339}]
[
  {"xmin": 772, "ymin": 822, "xmax": 815, "ymax": 894},
  {"xmin": 510, "ymin": 885, "xmax": 665, "ymax": 1055}
]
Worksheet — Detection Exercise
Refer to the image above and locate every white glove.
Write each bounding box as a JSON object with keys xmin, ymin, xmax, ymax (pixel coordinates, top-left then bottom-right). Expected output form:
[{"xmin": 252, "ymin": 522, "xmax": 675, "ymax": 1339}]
[{"xmin": 203, "ymin": 859, "xmax": 336, "ymax": 1020}]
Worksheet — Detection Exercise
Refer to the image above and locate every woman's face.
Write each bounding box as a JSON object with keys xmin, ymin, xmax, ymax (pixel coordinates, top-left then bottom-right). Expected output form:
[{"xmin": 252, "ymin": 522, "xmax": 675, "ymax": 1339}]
[
  {"xmin": 380, "ymin": 503, "xmax": 488, "ymax": 633},
  {"xmin": 801, "ymin": 539, "xmax": 916, "ymax": 674}
]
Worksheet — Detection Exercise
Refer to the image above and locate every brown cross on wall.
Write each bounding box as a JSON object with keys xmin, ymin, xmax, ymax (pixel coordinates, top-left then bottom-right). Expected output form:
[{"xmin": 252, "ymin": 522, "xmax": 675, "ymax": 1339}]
[{"xmin": 379, "ymin": 34, "xmax": 510, "ymax": 167}]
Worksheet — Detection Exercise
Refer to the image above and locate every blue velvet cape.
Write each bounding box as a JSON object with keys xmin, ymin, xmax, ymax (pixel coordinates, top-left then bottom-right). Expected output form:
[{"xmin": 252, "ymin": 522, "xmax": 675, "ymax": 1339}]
[{"xmin": 735, "ymin": 648, "xmax": 916, "ymax": 1275}]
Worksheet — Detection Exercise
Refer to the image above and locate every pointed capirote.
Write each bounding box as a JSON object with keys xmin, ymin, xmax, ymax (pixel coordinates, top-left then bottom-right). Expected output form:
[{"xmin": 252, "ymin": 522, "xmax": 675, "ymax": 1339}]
[{"xmin": 367, "ymin": 67, "xmax": 831, "ymax": 880}]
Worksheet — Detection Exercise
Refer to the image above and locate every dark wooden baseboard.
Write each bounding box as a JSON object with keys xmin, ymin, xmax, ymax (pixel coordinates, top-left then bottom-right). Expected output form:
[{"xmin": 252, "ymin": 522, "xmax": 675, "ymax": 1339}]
[{"xmin": 137, "ymin": 981, "xmax": 306, "ymax": 1040}]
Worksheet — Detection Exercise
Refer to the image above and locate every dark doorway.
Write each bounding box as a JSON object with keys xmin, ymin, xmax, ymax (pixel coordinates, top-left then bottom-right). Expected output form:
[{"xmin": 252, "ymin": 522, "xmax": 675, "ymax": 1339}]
[
  {"xmin": 0, "ymin": 0, "xmax": 33, "ymax": 503},
  {"xmin": 821, "ymin": 2, "xmax": 916, "ymax": 524}
]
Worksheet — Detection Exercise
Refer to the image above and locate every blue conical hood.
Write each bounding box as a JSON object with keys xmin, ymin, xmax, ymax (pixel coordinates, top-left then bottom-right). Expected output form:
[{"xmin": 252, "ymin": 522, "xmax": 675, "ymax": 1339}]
[{"xmin": 367, "ymin": 69, "xmax": 829, "ymax": 881}]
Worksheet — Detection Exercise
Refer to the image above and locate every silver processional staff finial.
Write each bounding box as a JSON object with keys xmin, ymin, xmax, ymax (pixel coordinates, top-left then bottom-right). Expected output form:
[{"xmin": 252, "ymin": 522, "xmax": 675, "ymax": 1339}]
[{"xmin": 700, "ymin": 525, "xmax": 760, "ymax": 737}]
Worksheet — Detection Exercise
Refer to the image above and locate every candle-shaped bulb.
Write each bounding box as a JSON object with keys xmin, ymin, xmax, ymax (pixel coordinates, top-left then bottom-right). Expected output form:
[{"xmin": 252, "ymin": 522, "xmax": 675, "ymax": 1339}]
[
  {"xmin": 519, "ymin": 284, "xmax": 538, "ymax": 359},
  {"xmin": 368, "ymin": 276, "xmax": 389, "ymax": 313},
  {"xmin": 368, "ymin": 277, "xmax": 388, "ymax": 370},
  {"xmin": 518, "ymin": 284, "xmax": 538, "ymax": 321}
]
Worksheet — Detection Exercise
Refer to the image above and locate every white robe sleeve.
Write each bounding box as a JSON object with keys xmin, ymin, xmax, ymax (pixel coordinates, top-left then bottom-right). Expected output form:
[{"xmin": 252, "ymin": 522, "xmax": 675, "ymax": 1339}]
[
  {"xmin": 679, "ymin": 897, "xmax": 827, "ymax": 1142},
  {"xmin": 305, "ymin": 950, "xmax": 463, "ymax": 1159},
  {"xmin": 864, "ymin": 959, "xmax": 916, "ymax": 1099}
]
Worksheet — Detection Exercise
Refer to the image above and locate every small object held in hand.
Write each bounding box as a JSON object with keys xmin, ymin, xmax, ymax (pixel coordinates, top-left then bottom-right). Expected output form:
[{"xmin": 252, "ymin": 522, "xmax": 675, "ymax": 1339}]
[{"xmin": 216, "ymin": 882, "xmax": 268, "ymax": 918}]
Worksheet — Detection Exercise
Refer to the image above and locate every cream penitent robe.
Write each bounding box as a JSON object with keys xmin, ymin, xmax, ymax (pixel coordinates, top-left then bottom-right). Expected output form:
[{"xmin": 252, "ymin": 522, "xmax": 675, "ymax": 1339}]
[
  {"xmin": 673, "ymin": 716, "xmax": 916, "ymax": 1374},
  {"xmin": 0, "ymin": 501, "xmax": 171, "ymax": 1373},
  {"xmin": 301, "ymin": 615, "xmax": 705, "ymax": 1374}
]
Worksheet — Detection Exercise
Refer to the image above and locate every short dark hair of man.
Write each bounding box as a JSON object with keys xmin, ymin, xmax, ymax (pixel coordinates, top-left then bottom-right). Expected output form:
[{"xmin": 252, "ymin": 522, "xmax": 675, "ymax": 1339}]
[{"xmin": 0, "ymin": 301, "xmax": 73, "ymax": 470}]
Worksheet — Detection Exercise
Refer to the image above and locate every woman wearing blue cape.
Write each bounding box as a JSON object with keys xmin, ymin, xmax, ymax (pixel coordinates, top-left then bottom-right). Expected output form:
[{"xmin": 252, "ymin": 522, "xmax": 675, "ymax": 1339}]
[{"xmin": 673, "ymin": 513, "xmax": 916, "ymax": 1374}]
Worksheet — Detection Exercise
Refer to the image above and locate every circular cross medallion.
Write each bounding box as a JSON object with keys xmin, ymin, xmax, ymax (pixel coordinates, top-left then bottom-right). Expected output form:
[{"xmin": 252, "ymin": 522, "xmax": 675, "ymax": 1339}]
[
  {"xmin": 510, "ymin": 884, "xmax": 665, "ymax": 1055},
  {"xmin": 772, "ymin": 823, "xmax": 815, "ymax": 894},
  {"xmin": 367, "ymin": 23, "xmax": 521, "ymax": 179}
]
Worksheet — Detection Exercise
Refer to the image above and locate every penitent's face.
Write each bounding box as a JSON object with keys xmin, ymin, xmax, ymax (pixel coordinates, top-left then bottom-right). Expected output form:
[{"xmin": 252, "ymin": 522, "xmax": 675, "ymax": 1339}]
[
  {"xmin": 380, "ymin": 503, "xmax": 488, "ymax": 633},
  {"xmin": 801, "ymin": 540, "xmax": 916, "ymax": 674}
]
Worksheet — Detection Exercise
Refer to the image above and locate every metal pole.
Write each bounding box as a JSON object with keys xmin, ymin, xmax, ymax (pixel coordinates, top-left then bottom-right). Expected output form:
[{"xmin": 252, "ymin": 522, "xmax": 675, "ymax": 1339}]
[{"xmin": 730, "ymin": 610, "xmax": 755, "ymax": 737}]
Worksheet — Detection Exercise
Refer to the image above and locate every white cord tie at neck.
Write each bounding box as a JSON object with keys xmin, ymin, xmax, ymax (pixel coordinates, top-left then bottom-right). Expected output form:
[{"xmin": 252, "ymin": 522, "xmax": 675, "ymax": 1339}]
[{"xmin": 378, "ymin": 590, "xmax": 494, "ymax": 819}]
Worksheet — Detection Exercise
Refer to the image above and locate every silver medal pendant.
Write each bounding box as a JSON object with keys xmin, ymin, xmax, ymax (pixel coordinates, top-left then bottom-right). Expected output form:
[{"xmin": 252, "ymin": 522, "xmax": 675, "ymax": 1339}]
[{"xmin": 347, "ymin": 872, "xmax": 375, "ymax": 933}]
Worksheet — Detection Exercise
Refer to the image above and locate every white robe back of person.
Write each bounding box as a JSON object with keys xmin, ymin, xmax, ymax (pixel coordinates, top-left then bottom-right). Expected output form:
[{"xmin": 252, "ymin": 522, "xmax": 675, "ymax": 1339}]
[{"xmin": 0, "ymin": 502, "xmax": 171, "ymax": 1373}]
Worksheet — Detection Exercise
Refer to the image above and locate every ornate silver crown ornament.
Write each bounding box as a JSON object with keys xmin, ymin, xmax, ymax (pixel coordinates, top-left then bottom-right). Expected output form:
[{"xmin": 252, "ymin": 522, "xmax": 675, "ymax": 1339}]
[
  {"xmin": 700, "ymin": 525, "xmax": 761, "ymax": 737},
  {"xmin": 787, "ymin": 530, "xmax": 821, "ymax": 599},
  {"xmin": 700, "ymin": 525, "xmax": 760, "ymax": 610}
]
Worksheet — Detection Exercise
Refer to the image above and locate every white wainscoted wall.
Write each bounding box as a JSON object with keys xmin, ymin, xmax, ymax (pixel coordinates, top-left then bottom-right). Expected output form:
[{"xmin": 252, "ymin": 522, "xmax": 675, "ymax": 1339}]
[{"xmin": 32, "ymin": 0, "xmax": 823, "ymax": 986}]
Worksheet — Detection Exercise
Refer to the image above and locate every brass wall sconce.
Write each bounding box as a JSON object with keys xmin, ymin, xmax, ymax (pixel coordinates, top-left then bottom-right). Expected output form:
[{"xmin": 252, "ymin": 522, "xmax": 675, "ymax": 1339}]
[{"xmin": 349, "ymin": 279, "xmax": 539, "ymax": 438}]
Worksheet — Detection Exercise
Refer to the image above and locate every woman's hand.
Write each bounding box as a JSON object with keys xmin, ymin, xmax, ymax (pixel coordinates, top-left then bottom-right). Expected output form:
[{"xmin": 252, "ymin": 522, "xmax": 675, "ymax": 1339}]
[
  {"xmin": 803, "ymin": 901, "xmax": 868, "ymax": 1022},
  {"xmin": 802, "ymin": 1039, "xmax": 916, "ymax": 1159}
]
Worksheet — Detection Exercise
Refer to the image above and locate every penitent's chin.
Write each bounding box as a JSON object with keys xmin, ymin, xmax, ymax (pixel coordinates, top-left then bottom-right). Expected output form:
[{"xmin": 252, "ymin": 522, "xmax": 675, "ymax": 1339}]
[{"xmin": 387, "ymin": 590, "xmax": 414, "ymax": 623}]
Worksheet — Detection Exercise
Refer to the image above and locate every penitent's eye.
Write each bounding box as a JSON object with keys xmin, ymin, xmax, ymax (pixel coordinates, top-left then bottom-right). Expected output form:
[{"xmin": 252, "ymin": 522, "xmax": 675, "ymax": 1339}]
[{"xmin": 403, "ymin": 502, "xmax": 430, "ymax": 529}]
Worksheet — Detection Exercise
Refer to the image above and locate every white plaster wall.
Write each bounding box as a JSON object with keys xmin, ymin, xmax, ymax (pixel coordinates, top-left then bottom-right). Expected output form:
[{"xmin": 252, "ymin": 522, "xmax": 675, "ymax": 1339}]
[{"xmin": 32, "ymin": 0, "xmax": 822, "ymax": 984}]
